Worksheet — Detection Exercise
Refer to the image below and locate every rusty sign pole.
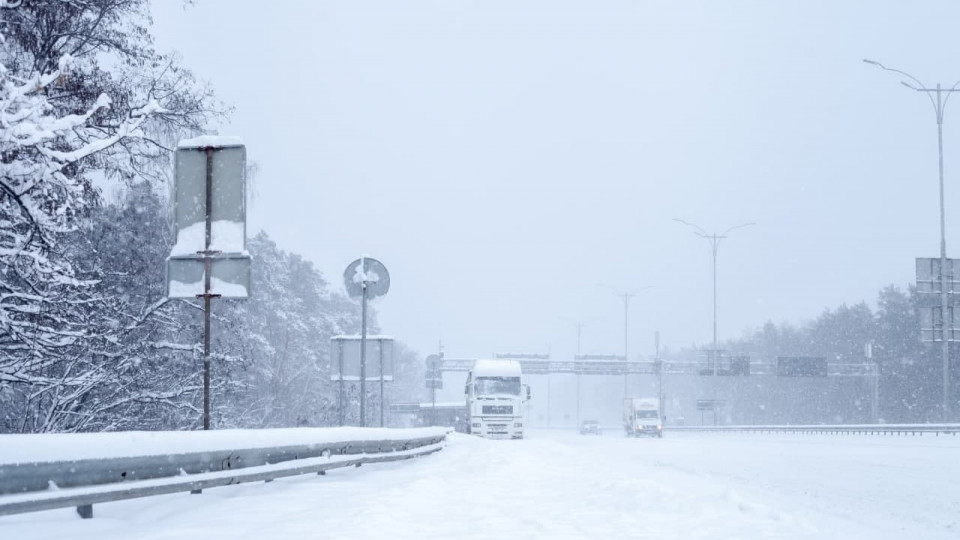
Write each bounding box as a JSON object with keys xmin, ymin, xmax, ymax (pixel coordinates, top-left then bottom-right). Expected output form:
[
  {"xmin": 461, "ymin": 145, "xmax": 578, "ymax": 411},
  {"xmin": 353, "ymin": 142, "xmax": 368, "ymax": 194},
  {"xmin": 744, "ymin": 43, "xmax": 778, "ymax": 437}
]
[
  {"xmin": 169, "ymin": 137, "xmax": 248, "ymax": 435},
  {"xmin": 198, "ymin": 148, "xmax": 222, "ymax": 431}
]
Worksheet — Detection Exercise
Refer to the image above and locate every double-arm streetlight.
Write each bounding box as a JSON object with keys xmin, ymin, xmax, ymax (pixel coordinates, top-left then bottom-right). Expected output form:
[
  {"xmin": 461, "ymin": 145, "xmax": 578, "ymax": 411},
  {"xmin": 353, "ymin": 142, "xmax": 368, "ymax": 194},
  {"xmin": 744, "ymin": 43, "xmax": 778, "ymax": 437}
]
[
  {"xmin": 864, "ymin": 59, "xmax": 960, "ymax": 420},
  {"xmin": 674, "ymin": 219, "xmax": 754, "ymax": 373}
]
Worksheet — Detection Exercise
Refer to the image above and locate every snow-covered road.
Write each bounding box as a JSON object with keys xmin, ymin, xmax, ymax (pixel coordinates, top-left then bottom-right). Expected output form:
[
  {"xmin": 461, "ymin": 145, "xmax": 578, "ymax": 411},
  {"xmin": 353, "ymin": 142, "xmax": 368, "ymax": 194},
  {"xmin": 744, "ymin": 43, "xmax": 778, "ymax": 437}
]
[{"xmin": 3, "ymin": 429, "xmax": 957, "ymax": 539}]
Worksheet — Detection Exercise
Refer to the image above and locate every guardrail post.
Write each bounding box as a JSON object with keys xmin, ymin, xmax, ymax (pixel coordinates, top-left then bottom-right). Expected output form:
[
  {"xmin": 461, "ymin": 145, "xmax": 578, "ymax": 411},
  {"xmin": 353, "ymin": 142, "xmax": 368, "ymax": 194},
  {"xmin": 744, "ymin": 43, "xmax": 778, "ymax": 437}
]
[{"xmin": 76, "ymin": 504, "xmax": 93, "ymax": 519}]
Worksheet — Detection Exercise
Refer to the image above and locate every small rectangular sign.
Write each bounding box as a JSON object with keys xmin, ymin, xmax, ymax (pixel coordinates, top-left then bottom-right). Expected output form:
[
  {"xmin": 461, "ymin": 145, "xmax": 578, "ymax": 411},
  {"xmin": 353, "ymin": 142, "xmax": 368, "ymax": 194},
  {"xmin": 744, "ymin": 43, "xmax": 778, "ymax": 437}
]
[
  {"xmin": 776, "ymin": 357, "xmax": 828, "ymax": 377},
  {"xmin": 166, "ymin": 255, "xmax": 251, "ymax": 298},
  {"xmin": 696, "ymin": 399, "xmax": 723, "ymax": 411},
  {"xmin": 915, "ymin": 257, "xmax": 960, "ymax": 296},
  {"xmin": 171, "ymin": 141, "xmax": 246, "ymax": 257},
  {"xmin": 331, "ymin": 336, "xmax": 395, "ymax": 381},
  {"xmin": 389, "ymin": 402, "xmax": 423, "ymax": 414},
  {"xmin": 919, "ymin": 306, "xmax": 960, "ymax": 342}
]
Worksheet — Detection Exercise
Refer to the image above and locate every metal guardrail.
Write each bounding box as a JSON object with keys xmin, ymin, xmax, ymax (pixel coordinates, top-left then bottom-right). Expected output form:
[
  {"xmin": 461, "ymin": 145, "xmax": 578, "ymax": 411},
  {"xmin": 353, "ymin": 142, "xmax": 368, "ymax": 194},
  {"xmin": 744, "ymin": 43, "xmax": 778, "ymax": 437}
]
[
  {"xmin": 667, "ymin": 424, "xmax": 960, "ymax": 436},
  {"xmin": 0, "ymin": 431, "xmax": 447, "ymax": 519}
]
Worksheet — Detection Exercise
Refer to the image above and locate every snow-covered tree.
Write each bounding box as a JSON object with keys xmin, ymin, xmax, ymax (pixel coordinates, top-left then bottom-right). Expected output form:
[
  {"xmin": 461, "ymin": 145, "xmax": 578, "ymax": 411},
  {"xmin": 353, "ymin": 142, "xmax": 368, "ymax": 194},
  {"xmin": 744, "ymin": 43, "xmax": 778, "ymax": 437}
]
[
  {"xmin": 0, "ymin": 0, "xmax": 218, "ymax": 431},
  {"xmin": 0, "ymin": 1, "xmax": 425, "ymax": 433},
  {"xmin": 211, "ymin": 233, "xmax": 362, "ymax": 429}
]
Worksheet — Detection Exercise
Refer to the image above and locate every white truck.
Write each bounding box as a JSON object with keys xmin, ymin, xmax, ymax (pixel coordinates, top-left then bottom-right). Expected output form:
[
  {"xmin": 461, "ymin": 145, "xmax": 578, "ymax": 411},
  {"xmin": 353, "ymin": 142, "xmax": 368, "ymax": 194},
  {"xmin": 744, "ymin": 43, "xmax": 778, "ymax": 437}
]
[
  {"xmin": 623, "ymin": 397, "xmax": 663, "ymax": 438},
  {"xmin": 465, "ymin": 359, "xmax": 529, "ymax": 439}
]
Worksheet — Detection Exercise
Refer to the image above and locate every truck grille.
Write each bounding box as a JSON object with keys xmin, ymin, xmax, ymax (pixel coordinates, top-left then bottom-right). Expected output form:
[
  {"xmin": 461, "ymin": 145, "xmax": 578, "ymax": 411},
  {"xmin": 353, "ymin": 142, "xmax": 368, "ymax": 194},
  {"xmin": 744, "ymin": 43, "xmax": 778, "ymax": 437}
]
[
  {"xmin": 486, "ymin": 423, "xmax": 508, "ymax": 434},
  {"xmin": 482, "ymin": 405, "xmax": 513, "ymax": 415}
]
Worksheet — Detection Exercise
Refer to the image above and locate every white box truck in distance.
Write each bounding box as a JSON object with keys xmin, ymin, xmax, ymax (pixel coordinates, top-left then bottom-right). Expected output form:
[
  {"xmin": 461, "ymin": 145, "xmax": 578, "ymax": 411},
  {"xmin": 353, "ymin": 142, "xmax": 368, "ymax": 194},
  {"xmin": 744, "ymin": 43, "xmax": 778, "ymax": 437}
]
[
  {"xmin": 623, "ymin": 397, "xmax": 663, "ymax": 438},
  {"xmin": 465, "ymin": 359, "xmax": 529, "ymax": 439}
]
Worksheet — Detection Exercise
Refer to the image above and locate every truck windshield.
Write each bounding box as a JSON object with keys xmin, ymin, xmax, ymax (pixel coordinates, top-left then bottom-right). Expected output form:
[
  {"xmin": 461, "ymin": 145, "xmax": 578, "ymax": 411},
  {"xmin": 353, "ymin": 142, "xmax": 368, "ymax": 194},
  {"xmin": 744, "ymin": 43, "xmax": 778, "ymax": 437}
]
[
  {"xmin": 475, "ymin": 376, "xmax": 521, "ymax": 396},
  {"xmin": 636, "ymin": 410, "xmax": 659, "ymax": 418}
]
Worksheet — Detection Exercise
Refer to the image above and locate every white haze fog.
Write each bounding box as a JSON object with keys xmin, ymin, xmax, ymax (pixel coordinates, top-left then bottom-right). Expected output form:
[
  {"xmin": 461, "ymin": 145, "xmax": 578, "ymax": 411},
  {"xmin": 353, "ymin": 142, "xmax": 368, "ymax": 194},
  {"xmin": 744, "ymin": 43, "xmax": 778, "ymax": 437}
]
[
  {"xmin": 2, "ymin": 2, "xmax": 960, "ymax": 538},
  {"xmin": 152, "ymin": 1, "xmax": 960, "ymax": 360}
]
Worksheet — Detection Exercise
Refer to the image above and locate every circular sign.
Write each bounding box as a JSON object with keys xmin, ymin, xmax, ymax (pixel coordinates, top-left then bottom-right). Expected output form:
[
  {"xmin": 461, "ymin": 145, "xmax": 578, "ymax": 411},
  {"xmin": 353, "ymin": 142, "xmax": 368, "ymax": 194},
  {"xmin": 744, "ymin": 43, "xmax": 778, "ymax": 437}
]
[{"xmin": 343, "ymin": 257, "xmax": 390, "ymax": 298}]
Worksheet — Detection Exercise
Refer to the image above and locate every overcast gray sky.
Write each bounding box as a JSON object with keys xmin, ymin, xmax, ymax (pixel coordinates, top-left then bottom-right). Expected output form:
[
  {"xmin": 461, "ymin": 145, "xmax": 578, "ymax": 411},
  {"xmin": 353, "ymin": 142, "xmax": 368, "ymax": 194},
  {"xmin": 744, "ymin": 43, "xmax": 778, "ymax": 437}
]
[{"xmin": 151, "ymin": 0, "xmax": 960, "ymax": 360}]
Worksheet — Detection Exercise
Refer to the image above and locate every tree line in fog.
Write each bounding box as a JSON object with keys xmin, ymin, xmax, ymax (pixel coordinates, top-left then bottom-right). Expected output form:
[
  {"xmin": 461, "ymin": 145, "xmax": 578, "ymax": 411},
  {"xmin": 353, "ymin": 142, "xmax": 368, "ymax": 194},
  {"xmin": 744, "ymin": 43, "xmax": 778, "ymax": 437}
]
[{"xmin": 673, "ymin": 285, "xmax": 946, "ymax": 422}]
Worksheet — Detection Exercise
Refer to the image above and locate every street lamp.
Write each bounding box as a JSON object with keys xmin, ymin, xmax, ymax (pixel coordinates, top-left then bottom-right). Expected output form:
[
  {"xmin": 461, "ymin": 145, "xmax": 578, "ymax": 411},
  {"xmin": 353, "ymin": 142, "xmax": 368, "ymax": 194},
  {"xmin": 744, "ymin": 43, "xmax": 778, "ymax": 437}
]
[
  {"xmin": 599, "ymin": 284, "xmax": 652, "ymax": 395},
  {"xmin": 575, "ymin": 321, "xmax": 585, "ymax": 427},
  {"xmin": 564, "ymin": 315, "xmax": 599, "ymax": 427},
  {"xmin": 864, "ymin": 58, "xmax": 960, "ymax": 421},
  {"xmin": 674, "ymin": 219, "xmax": 754, "ymax": 374}
]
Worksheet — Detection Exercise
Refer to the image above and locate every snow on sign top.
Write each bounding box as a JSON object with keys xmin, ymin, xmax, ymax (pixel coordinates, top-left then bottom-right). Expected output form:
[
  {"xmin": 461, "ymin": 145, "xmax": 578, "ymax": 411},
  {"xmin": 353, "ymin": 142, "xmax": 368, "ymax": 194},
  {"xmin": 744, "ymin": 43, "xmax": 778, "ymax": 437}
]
[
  {"xmin": 178, "ymin": 135, "xmax": 244, "ymax": 149},
  {"xmin": 169, "ymin": 220, "xmax": 247, "ymax": 256},
  {"xmin": 472, "ymin": 359, "xmax": 522, "ymax": 377},
  {"xmin": 353, "ymin": 264, "xmax": 380, "ymax": 284},
  {"xmin": 343, "ymin": 257, "xmax": 390, "ymax": 298}
]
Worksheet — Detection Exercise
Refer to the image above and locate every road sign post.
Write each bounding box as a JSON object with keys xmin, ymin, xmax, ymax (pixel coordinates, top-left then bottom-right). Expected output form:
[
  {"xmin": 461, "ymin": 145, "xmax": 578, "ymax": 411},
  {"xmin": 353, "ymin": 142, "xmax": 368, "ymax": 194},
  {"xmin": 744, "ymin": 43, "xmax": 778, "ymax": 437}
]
[
  {"xmin": 166, "ymin": 136, "xmax": 248, "ymax": 431},
  {"xmin": 343, "ymin": 258, "xmax": 390, "ymax": 427},
  {"xmin": 916, "ymin": 257, "xmax": 960, "ymax": 419},
  {"xmin": 696, "ymin": 399, "xmax": 724, "ymax": 425},
  {"xmin": 331, "ymin": 335, "xmax": 394, "ymax": 426},
  {"xmin": 425, "ymin": 353, "xmax": 443, "ymax": 425}
]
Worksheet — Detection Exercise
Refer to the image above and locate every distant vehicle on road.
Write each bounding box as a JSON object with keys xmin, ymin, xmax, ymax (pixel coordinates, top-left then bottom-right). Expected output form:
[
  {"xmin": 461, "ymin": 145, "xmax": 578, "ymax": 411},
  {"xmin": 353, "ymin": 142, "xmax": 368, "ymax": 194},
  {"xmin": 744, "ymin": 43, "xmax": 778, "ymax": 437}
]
[
  {"xmin": 579, "ymin": 420, "xmax": 602, "ymax": 435},
  {"xmin": 623, "ymin": 397, "xmax": 663, "ymax": 438}
]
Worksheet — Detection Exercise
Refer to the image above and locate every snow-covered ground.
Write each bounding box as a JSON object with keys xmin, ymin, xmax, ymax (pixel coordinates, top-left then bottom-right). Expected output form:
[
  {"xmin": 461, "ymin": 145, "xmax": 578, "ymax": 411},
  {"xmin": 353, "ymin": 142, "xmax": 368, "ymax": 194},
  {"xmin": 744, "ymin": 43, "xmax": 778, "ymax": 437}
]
[{"xmin": 2, "ymin": 429, "xmax": 957, "ymax": 539}]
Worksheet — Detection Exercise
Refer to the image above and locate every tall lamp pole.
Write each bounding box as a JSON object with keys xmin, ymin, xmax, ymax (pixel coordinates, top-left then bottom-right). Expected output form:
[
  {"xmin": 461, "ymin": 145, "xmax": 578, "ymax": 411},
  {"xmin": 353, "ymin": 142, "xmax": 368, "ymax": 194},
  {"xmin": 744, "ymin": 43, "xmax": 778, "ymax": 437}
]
[
  {"xmin": 618, "ymin": 291, "xmax": 635, "ymax": 395},
  {"xmin": 575, "ymin": 321, "xmax": 585, "ymax": 427},
  {"xmin": 600, "ymin": 285, "xmax": 651, "ymax": 395},
  {"xmin": 864, "ymin": 59, "xmax": 959, "ymax": 421},
  {"xmin": 576, "ymin": 321, "xmax": 585, "ymax": 357},
  {"xmin": 675, "ymin": 219, "xmax": 754, "ymax": 374},
  {"xmin": 655, "ymin": 330, "xmax": 663, "ymax": 420}
]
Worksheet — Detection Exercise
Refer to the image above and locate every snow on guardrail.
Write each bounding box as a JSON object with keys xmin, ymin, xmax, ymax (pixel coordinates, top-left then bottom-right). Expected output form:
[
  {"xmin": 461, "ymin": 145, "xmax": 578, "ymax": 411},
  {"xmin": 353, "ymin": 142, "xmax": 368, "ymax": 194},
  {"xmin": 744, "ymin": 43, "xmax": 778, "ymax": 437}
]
[
  {"xmin": 0, "ymin": 426, "xmax": 449, "ymax": 519},
  {"xmin": 667, "ymin": 424, "xmax": 960, "ymax": 435}
]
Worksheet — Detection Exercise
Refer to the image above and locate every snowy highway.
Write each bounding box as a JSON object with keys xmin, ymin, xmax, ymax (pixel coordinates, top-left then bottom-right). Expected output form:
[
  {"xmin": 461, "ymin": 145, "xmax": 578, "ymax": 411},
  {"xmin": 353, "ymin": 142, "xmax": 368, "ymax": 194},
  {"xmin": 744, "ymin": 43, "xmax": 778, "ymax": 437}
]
[{"xmin": 3, "ymin": 429, "xmax": 958, "ymax": 540}]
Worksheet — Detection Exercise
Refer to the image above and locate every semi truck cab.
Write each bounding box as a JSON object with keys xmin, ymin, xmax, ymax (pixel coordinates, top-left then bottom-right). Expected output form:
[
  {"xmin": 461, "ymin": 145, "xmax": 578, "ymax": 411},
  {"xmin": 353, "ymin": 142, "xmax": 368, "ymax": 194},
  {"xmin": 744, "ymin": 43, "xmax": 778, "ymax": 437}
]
[{"xmin": 465, "ymin": 359, "xmax": 529, "ymax": 439}]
